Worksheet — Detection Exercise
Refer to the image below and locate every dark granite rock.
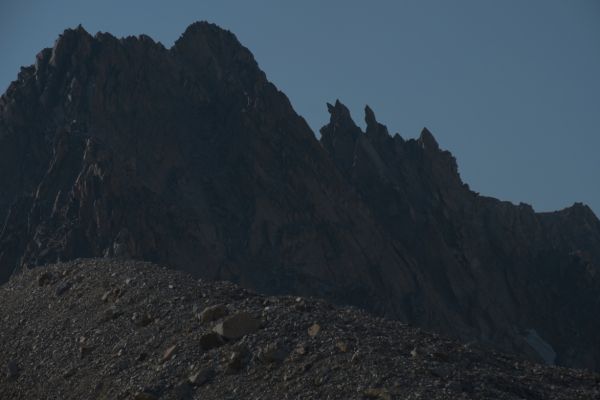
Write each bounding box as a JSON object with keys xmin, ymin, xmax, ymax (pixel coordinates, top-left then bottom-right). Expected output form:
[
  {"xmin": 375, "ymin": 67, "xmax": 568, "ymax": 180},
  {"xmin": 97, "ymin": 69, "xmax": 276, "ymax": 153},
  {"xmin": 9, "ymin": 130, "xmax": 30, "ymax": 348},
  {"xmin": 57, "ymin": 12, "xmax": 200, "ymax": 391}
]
[
  {"xmin": 213, "ymin": 312, "xmax": 261, "ymax": 340},
  {"xmin": 0, "ymin": 23, "xmax": 412, "ymax": 322},
  {"xmin": 320, "ymin": 101, "xmax": 600, "ymax": 370},
  {"xmin": 1, "ymin": 22, "xmax": 599, "ymax": 372},
  {"xmin": 199, "ymin": 331, "xmax": 225, "ymax": 351}
]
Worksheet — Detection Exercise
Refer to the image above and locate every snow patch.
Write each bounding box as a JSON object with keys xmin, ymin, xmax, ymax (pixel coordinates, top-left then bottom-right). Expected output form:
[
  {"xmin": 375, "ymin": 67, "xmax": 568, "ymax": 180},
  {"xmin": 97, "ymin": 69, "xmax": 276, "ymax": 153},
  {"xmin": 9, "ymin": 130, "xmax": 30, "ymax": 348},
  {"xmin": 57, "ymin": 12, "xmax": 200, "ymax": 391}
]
[{"xmin": 525, "ymin": 329, "xmax": 556, "ymax": 365}]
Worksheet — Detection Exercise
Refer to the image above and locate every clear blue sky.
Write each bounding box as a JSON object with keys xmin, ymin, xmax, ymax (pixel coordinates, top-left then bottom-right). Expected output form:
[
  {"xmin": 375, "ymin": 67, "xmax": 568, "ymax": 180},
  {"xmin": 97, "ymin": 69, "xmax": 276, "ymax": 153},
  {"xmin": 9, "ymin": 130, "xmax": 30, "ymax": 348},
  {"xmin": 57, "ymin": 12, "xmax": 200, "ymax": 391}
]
[{"xmin": 1, "ymin": 0, "xmax": 599, "ymax": 214}]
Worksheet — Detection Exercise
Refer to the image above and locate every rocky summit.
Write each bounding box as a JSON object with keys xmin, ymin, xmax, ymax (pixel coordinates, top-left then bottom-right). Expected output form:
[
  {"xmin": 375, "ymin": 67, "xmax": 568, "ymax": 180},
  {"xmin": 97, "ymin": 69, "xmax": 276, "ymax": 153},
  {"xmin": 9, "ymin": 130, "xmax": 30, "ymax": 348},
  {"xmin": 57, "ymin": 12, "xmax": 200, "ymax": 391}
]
[
  {"xmin": 1, "ymin": 20, "xmax": 600, "ymax": 379},
  {"xmin": 1, "ymin": 259, "xmax": 599, "ymax": 400}
]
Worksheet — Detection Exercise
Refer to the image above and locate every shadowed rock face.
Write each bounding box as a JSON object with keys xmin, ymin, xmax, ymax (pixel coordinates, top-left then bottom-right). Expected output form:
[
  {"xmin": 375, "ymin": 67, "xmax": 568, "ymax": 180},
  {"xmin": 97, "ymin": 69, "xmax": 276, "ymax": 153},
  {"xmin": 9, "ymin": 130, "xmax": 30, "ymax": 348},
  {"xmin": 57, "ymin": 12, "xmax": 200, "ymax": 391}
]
[
  {"xmin": 320, "ymin": 102, "xmax": 600, "ymax": 369},
  {"xmin": 1, "ymin": 22, "xmax": 600, "ymax": 370},
  {"xmin": 0, "ymin": 23, "xmax": 415, "ymax": 317}
]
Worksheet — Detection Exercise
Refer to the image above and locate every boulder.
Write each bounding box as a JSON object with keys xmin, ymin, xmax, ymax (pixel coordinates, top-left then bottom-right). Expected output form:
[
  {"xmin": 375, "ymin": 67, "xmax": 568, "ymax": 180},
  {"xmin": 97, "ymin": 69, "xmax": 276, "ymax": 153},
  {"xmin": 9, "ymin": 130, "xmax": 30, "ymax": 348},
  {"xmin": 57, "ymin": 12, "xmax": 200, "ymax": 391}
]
[
  {"xmin": 199, "ymin": 332, "xmax": 225, "ymax": 350},
  {"xmin": 213, "ymin": 312, "xmax": 261, "ymax": 340},
  {"xmin": 199, "ymin": 304, "xmax": 228, "ymax": 323}
]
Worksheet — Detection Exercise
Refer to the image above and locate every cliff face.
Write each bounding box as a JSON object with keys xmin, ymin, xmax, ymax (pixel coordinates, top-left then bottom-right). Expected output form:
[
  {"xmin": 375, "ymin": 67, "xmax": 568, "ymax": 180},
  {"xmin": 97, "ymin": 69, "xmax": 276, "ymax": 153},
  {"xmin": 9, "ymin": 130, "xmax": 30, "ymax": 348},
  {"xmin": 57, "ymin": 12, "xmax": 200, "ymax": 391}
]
[
  {"xmin": 320, "ymin": 101, "xmax": 600, "ymax": 369},
  {"xmin": 1, "ymin": 22, "xmax": 600, "ymax": 370},
  {"xmin": 0, "ymin": 23, "xmax": 416, "ymax": 316}
]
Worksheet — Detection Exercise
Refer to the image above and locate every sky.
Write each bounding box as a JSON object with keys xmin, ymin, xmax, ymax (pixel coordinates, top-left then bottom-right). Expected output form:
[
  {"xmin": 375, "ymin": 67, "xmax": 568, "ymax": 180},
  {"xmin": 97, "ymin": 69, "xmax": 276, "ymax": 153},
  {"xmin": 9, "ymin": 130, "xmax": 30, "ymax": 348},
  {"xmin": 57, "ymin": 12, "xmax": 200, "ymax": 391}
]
[{"xmin": 1, "ymin": 0, "xmax": 599, "ymax": 214}]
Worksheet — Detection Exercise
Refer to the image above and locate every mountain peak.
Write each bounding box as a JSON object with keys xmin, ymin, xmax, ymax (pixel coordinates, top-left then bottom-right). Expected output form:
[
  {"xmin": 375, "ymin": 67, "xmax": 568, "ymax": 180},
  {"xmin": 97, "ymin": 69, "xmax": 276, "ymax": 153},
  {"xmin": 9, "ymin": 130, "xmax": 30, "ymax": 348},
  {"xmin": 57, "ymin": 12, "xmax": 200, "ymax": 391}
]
[
  {"xmin": 48, "ymin": 24, "xmax": 94, "ymax": 68},
  {"xmin": 174, "ymin": 21, "xmax": 237, "ymax": 50},
  {"xmin": 3, "ymin": 21, "xmax": 600, "ymax": 374},
  {"xmin": 179, "ymin": 20, "xmax": 230, "ymax": 38},
  {"xmin": 172, "ymin": 21, "xmax": 261, "ymax": 87},
  {"xmin": 173, "ymin": 21, "xmax": 250, "ymax": 57},
  {"xmin": 364, "ymin": 104, "xmax": 377, "ymax": 128},
  {"xmin": 364, "ymin": 105, "xmax": 390, "ymax": 140},
  {"xmin": 418, "ymin": 127, "xmax": 440, "ymax": 150},
  {"xmin": 59, "ymin": 23, "xmax": 91, "ymax": 38},
  {"xmin": 324, "ymin": 99, "xmax": 358, "ymax": 131}
]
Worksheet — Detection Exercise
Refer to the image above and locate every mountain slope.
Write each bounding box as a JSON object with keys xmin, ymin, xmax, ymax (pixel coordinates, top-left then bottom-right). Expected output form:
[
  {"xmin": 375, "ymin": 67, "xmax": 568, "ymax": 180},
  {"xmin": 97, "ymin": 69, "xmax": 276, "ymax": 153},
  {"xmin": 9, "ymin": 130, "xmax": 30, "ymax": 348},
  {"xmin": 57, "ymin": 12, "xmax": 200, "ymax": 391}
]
[
  {"xmin": 1, "ymin": 22, "xmax": 600, "ymax": 371},
  {"xmin": 320, "ymin": 101, "xmax": 600, "ymax": 369},
  {"xmin": 0, "ymin": 259, "xmax": 598, "ymax": 400},
  {"xmin": 0, "ymin": 23, "xmax": 415, "ymax": 316}
]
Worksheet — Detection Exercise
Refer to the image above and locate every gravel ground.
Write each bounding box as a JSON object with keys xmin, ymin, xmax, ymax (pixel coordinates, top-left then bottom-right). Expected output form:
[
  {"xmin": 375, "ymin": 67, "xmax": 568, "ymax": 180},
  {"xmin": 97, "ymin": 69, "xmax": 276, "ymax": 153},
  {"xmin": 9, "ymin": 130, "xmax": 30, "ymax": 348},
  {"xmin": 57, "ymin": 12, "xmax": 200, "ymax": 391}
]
[{"xmin": 0, "ymin": 259, "xmax": 598, "ymax": 399}]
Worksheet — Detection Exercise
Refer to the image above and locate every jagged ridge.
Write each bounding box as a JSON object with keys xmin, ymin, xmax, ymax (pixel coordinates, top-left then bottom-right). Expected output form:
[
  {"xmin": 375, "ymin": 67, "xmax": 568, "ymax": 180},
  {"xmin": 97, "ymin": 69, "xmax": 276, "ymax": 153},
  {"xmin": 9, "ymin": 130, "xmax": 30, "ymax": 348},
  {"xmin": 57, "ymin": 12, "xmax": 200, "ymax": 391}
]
[
  {"xmin": 1, "ymin": 22, "xmax": 600, "ymax": 372},
  {"xmin": 320, "ymin": 101, "xmax": 600, "ymax": 369}
]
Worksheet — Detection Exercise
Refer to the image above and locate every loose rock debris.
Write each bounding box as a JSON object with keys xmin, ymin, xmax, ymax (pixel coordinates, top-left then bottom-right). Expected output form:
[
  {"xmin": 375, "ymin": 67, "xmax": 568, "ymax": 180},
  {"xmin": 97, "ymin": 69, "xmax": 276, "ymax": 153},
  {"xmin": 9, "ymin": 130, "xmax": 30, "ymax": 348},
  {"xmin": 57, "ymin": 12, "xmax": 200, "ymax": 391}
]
[{"xmin": 0, "ymin": 259, "xmax": 598, "ymax": 399}]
